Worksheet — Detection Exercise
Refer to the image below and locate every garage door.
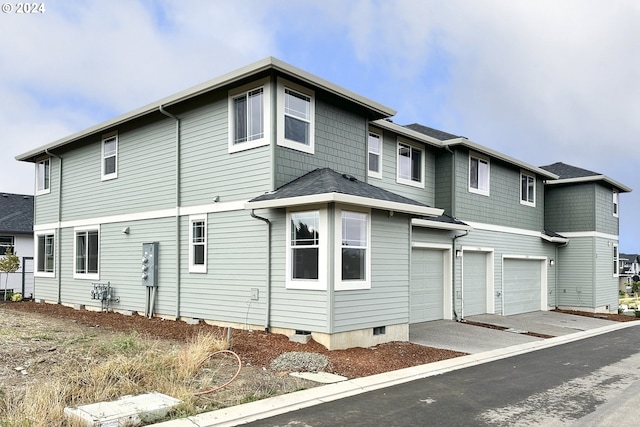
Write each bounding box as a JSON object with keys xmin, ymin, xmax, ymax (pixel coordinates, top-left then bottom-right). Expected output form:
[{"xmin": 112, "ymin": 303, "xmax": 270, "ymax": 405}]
[
  {"xmin": 504, "ymin": 259, "xmax": 542, "ymax": 315},
  {"xmin": 463, "ymin": 252, "xmax": 487, "ymax": 316},
  {"xmin": 410, "ymin": 249, "xmax": 444, "ymax": 323}
]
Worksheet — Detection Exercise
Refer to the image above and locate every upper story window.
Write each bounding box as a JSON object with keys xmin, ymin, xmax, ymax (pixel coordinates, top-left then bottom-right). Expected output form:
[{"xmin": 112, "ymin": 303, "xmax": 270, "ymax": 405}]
[
  {"xmin": 396, "ymin": 140, "xmax": 424, "ymax": 187},
  {"xmin": 613, "ymin": 190, "xmax": 619, "ymax": 217},
  {"xmin": 0, "ymin": 236, "xmax": 14, "ymax": 255},
  {"xmin": 74, "ymin": 227, "xmax": 99, "ymax": 279},
  {"xmin": 368, "ymin": 132, "xmax": 382, "ymax": 179},
  {"xmin": 336, "ymin": 209, "xmax": 371, "ymax": 290},
  {"xmin": 189, "ymin": 215, "xmax": 207, "ymax": 273},
  {"xmin": 286, "ymin": 209, "xmax": 326, "ymax": 290},
  {"xmin": 35, "ymin": 231, "xmax": 55, "ymax": 277},
  {"xmin": 613, "ymin": 244, "xmax": 619, "ymax": 277},
  {"xmin": 228, "ymin": 78, "xmax": 270, "ymax": 153},
  {"xmin": 277, "ymin": 78, "xmax": 315, "ymax": 154},
  {"xmin": 469, "ymin": 153, "xmax": 490, "ymax": 196},
  {"xmin": 101, "ymin": 132, "xmax": 118, "ymax": 181},
  {"xmin": 520, "ymin": 172, "xmax": 536, "ymax": 207},
  {"xmin": 36, "ymin": 158, "xmax": 50, "ymax": 195}
]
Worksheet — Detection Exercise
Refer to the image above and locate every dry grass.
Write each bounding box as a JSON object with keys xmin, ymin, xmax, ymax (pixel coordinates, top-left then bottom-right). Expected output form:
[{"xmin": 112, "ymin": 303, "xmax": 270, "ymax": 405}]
[{"xmin": 0, "ymin": 332, "xmax": 230, "ymax": 426}]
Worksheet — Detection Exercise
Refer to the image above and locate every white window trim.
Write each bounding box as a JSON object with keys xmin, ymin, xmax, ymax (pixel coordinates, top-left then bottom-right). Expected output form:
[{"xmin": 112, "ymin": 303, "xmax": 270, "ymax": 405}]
[
  {"xmin": 35, "ymin": 157, "xmax": 51, "ymax": 195},
  {"xmin": 34, "ymin": 229, "xmax": 56, "ymax": 278},
  {"xmin": 469, "ymin": 152, "xmax": 490, "ymax": 196},
  {"xmin": 368, "ymin": 131, "xmax": 382, "ymax": 179},
  {"xmin": 520, "ymin": 171, "xmax": 536, "ymax": 207},
  {"xmin": 277, "ymin": 77, "xmax": 315, "ymax": 154},
  {"xmin": 396, "ymin": 138, "xmax": 425, "ymax": 188},
  {"xmin": 613, "ymin": 190, "xmax": 619, "ymax": 218},
  {"xmin": 335, "ymin": 206, "xmax": 371, "ymax": 291},
  {"xmin": 613, "ymin": 243, "xmax": 620, "ymax": 277},
  {"xmin": 188, "ymin": 214, "xmax": 207, "ymax": 273},
  {"xmin": 286, "ymin": 207, "xmax": 327, "ymax": 290},
  {"xmin": 101, "ymin": 131, "xmax": 118, "ymax": 181},
  {"xmin": 73, "ymin": 225, "xmax": 100, "ymax": 280},
  {"xmin": 228, "ymin": 77, "xmax": 271, "ymax": 153}
]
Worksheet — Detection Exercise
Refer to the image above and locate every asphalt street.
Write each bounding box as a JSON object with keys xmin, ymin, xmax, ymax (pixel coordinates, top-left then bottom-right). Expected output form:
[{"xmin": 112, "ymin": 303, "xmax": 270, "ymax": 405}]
[{"xmin": 245, "ymin": 325, "xmax": 640, "ymax": 426}]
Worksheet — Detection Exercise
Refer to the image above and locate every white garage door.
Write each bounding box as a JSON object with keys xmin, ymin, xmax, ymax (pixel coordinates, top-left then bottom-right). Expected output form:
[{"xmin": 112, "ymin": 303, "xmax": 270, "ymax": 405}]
[
  {"xmin": 410, "ymin": 249, "xmax": 444, "ymax": 323},
  {"xmin": 504, "ymin": 259, "xmax": 542, "ymax": 315},
  {"xmin": 463, "ymin": 252, "xmax": 487, "ymax": 316}
]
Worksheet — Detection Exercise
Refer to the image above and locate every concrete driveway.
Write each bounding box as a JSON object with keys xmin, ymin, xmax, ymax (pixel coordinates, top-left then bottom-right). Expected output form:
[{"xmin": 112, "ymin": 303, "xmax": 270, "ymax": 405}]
[{"xmin": 409, "ymin": 311, "xmax": 616, "ymax": 354}]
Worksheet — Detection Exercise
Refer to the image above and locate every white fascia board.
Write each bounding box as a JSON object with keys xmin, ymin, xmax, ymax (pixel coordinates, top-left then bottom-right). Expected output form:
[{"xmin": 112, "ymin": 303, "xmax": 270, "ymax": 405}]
[
  {"xmin": 544, "ymin": 175, "xmax": 632, "ymax": 193},
  {"xmin": 558, "ymin": 231, "xmax": 619, "ymax": 240},
  {"xmin": 17, "ymin": 57, "xmax": 395, "ymax": 162},
  {"xmin": 245, "ymin": 193, "xmax": 443, "ymax": 217},
  {"xmin": 411, "ymin": 218, "xmax": 473, "ymax": 231},
  {"xmin": 370, "ymin": 120, "xmax": 443, "ymax": 148},
  {"xmin": 443, "ymin": 138, "xmax": 559, "ymax": 180}
]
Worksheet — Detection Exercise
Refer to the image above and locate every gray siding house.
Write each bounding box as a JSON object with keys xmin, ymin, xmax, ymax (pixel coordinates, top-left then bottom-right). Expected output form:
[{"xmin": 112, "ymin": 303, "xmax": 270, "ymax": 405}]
[
  {"xmin": 16, "ymin": 58, "xmax": 631, "ymax": 349},
  {"xmin": 0, "ymin": 193, "xmax": 34, "ymax": 297}
]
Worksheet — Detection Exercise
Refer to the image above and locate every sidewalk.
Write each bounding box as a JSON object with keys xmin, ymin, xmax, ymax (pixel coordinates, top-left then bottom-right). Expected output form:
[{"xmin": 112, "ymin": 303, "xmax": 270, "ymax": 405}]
[{"xmin": 152, "ymin": 320, "xmax": 639, "ymax": 426}]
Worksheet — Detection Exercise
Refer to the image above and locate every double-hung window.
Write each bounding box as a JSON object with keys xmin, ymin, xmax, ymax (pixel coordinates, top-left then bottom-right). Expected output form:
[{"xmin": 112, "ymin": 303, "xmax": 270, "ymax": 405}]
[
  {"xmin": 228, "ymin": 79, "xmax": 270, "ymax": 153},
  {"xmin": 101, "ymin": 132, "xmax": 118, "ymax": 180},
  {"xmin": 469, "ymin": 154, "xmax": 490, "ymax": 196},
  {"xmin": 336, "ymin": 209, "xmax": 370, "ymax": 290},
  {"xmin": 189, "ymin": 215, "xmax": 207, "ymax": 273},
  {"xmin": 520, "ymin": 172, "xmax": 536, "ymax": 206},
  {"xmin": 74, "ymin": 227, "xmax": 99, "ymax": 279},
  {"xmin": 613, "ymin": 244, "xmax": 620, "ymax": 277},
  {"xmin": 277, "ymin": 78, "xmax": 315, "ymax": 154},
  {"xmin": 613, "ymin": 190, "xmax": 619, "ymax": 217},
  {"xmin": 35, "ymin": 231, "xmax": 55, "ymax": 277},
  {"xmin": 36, "ymin": 158, "xmax": 50, "ymax": 195},
  {"xmin": 396, "ymin": 141, "xmax": 423, "ymax": 187},
  {"xmin": 368, "ymin": 132, "xmax": 382, "ymax": 179},
  {"xmin": 0, "ymin": 236, "xmax": 14, "ymax": 255},
  {"xmin": 287, "ymin": 209, "xmax": 326, "ymax": 290}
]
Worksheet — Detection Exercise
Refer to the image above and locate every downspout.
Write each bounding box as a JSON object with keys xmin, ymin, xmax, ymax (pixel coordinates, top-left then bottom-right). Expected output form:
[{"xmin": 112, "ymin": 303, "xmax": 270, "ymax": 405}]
[
  {"xmin": 45, "ymin": 149, "xmax": 62, "ymax": 304},
  {"xmin": 250, "ymin": 209, "xmax": 272, "ymax": 332},
  {"xmin": 452, "ymin": 230, "xmax": 469, "ymax": 321},
  {"xmin": 159, "ymin": 105, "xmax": 181, "ymax": 319}
]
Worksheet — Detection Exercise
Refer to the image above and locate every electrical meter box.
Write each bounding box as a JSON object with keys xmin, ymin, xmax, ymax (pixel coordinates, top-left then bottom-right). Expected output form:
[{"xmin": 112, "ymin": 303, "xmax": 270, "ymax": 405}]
[{"xmin": 141, "ymin": 242, "xmax": 159, "ymax": 287}]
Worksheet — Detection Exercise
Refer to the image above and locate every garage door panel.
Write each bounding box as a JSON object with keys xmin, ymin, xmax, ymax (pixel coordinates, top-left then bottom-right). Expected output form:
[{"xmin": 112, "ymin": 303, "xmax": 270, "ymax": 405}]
[
  {"xmin": 410, "ymin": 249, "xmax": 444, "ymax": 323},
  {"xmin": 504, "ymin": 259, "xmax": 542, "ymax": 315},
  {"xmin": 463, "ymin": 252, "xmax": 487, "ymax": 316}
]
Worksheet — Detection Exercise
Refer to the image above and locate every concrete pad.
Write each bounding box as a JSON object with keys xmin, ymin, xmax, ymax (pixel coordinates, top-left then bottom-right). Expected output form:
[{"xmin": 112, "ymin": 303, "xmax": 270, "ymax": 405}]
[
  {"xmin": 64, "ymin": 392, "xmax": 181, "ymax": 426},
  {"xmin": 290, "ymin": 372, "xmax": 348, "ymax": 383}
]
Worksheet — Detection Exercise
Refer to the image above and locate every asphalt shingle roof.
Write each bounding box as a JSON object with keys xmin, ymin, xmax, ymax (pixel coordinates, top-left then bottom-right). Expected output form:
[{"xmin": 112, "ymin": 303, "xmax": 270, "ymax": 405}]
[
  {"xmin": 539, "ymin": 162, "xmax": 600, "ymax": 179},
  {"xmin": 249, "ymin": 168, "xmax": 431, "ymax": 208},
  {"xmin": 0, "ymin": 193, "xmax": 34, "ymax": 234},
  {"xmin": 403, "ymin": 123, "xmax": 460, "ymax": 141}
]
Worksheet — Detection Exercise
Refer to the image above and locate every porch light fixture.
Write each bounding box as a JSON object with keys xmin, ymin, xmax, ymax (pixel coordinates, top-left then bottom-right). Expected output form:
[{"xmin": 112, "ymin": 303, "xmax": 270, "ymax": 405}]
[
  {"xmin": 456, "ymin": 250, "xmax": 462, "ymax": 258},
  {"xmin": 549, "ymin": 259, "xmax": 555, "ymax": 266}
]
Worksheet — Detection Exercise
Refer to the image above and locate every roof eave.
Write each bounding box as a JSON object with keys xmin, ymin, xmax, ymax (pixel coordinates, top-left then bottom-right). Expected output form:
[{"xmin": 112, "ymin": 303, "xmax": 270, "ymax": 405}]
[
  {"xmin": 443, "ymin": 138, "xmax": 559, "ymax": 179},
  {"xmin": 544, "ymin": 175, "xmax": 632, "ymax": 193},
  {"xmin": 17, "ymin": 57, "xmax": 396, "ymax": 162},
  {"xmin": 245, "ymin": 193, "xmax": 443, "ymax": 217},
  {"xmin": 540, "ymin": 233, "xmax": 569, "ymax": 244},
  {"xmin": 411, "ymin": 218, "xmax": 473, "ymax": 231}
]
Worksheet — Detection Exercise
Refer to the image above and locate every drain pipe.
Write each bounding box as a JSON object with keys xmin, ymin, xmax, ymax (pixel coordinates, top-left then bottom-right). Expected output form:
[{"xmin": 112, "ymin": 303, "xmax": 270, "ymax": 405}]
[
  {"xmin": 159, "ymin": 105, "xmax": 181, "ymax": 319},
  {"xmin": 554, "ymin": 240, "xmax": 569, "ymax": 309},
  {"xmin": 45, "ymin": 149, "xmax": 63, "ymax": 304},
  {"xmin": 250, "ymin": 209, "xmax": 272, "ymax": 332},
  {"xmin": 452, "ymin": 230, "xmax": 469, "ymax": 321}
]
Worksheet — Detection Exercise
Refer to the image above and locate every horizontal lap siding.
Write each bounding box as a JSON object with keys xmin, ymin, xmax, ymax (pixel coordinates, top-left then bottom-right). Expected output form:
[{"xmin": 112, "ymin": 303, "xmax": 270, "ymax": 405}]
[
  {"xmin": 60, "ymin": 117, "xmax": 177, "ymax": 221},
  {"xmin": 179, "ymin": 95, "xmax": 272, "ymax": 204},
  {"xmin": 268, "ymin": 209, "xmax": 328, "ymax": 332},
  {"xmin": 557, "ymin": 236, "xmax": 594, "ymax": 307},
  {"xmin": 179, "ymin": 211, "xmax": 269, "ymax": 325},
  {"xmin": 333, "ymin": 212, "xmax": 410, "ymax": 332},
  {"xmin": 595, "ymin": 237, "xmax": 617, "ymax": 308}
]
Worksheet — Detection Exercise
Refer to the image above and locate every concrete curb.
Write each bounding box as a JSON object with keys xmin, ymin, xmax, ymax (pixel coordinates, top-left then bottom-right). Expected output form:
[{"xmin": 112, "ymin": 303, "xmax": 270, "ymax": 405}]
[{"xmin": 152, "ymin": 321, "xmax": 639, "ymax": 427}]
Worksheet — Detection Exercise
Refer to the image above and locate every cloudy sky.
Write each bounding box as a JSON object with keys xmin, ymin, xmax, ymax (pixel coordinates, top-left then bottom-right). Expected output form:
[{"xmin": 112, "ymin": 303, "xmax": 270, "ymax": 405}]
[{"xmin": 1, "ymin": 0, "xmax": 638, "ymax": 251}]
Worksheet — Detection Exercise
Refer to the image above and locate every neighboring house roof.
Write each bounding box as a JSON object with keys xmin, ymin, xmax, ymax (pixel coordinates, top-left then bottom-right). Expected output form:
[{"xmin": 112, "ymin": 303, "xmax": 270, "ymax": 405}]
[
  {"xmin": 16, "ymin": 57, "xmax": 396, "ymax": 163},
  {"xmin": 246, "ymin": 168, "xmax": 444, "ymax": 217},
  {"xmin": 540, "ymin": 162, "xmax": 632, "ymax": 193},
  {"xmin": 0, "ymin": 193, "xmax": 34, "ymax": 234}
]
